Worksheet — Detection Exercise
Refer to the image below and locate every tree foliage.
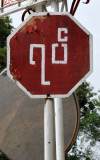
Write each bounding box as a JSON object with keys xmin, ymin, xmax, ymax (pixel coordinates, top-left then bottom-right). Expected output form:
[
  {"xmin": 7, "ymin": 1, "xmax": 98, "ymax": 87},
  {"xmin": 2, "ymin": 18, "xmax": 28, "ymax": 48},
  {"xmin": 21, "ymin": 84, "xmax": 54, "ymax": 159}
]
[
  {"xmin": 66, "ymin": 82, "xmax": 100, "ymax": 160},
  {"xmin": 77, "ymin": 82, "xmax": 100, "ymax": 142},
  {"xmin": 0, "ymin": 16, "xmax": 13, "ymax": 71},
  {"xmin": 0, "ymin": 16, "xmax": 13, "ymax": 48},
  {"xmin": 0, "ymin": 151, "xmax": 9, "ymax": 160},
  {"xmin": 0, "ymin": 46, "xmax": 7, "ymax": 71}
]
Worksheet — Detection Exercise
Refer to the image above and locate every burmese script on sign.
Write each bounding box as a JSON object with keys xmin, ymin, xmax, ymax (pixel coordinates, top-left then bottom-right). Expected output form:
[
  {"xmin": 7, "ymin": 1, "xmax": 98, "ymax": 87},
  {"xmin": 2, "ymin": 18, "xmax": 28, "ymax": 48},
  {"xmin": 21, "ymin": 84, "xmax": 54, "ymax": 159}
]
[
  {"xmin": 7, "ymin": 13, "xmax": 92, "ymax": 98},
  {"xmin": 30, "ymin": 28, "xmax": 68, "ymax": 86}
]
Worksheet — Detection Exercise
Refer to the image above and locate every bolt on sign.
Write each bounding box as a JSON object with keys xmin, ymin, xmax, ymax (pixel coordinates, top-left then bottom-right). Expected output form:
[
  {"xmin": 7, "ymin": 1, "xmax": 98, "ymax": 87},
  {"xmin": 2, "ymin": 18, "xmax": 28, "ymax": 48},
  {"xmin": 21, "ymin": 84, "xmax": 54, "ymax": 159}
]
[{"xmin": 7, "ymin": 12, "xmax": 93, "ymax": 98}]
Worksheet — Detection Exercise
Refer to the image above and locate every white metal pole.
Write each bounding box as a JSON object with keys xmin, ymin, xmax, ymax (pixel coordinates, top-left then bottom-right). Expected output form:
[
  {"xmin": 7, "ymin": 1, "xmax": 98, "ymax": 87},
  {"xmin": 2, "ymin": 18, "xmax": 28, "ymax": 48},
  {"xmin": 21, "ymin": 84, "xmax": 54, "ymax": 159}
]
[
  {"xmin": 51, "ymin": 0, "xmax": 65, "ymax": 160},
  {"xmin": 54, "ymin": 98, "xmax": 65, "ymax": 160},
  {"xmin": 44, "ymin": 99, "xmax": 55, "ymax": 160},
  {"xmin": 51, "ymin": 0, "xmax": 59, "ymax": 12}
]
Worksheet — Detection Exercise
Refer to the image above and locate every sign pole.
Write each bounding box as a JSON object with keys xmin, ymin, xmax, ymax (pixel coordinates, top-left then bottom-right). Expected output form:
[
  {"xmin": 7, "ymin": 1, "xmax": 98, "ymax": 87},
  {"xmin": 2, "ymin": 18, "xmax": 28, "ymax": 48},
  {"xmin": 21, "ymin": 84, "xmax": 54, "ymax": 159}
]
[
  {"xmin": 44, "ymin": 99, "xmax": 55, "ymax": 160},
  {"xmin": 51, "ymin": 0, "xmax": 59, "ymax": 12},
  {"xmin": 51, "ymin": 0, "xmax": 65, "ymax": 160},
  {"xmin": 54, "ymin": 98, "xmax": 65, "ymax": 160}
]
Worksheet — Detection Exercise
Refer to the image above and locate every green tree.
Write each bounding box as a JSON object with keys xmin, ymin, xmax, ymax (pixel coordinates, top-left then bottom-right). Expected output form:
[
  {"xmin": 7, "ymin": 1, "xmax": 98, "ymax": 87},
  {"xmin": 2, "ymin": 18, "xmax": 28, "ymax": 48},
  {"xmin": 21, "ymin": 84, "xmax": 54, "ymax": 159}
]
[
  {"xmin": 0, "ymin": 16, "xmax": 13, "ymax": 48},
  {"xmin": 0, "ymin": 152, "xmax": 9, "ymax": 160},
  {"xmin": 0, "ymin": 46, "xmax": 7, "ymax": 71},
  {"xmin": 66, "ymin": 82, "xmax": 100, "ymax": 160},
  {"xmin": 0, "ymin": 16, "xmax": 13, "ymax": 71}
]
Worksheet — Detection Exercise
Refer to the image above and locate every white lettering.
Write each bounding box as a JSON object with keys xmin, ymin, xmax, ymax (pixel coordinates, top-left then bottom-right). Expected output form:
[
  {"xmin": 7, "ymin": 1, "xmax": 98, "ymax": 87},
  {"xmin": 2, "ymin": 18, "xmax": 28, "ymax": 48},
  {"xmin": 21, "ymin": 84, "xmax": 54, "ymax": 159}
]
[
  {"xmin": 30, "ymin": 44, "xmax": 50, "ymax": 85},
  {"xmin": 29, "ymin": 28, "xmax": 68, "ymax": 85},
  {"xmin": 58, "ymin": 28, "xmax": 68, "ymax": 42},
  {"xmin": 52, "ymin": 43, "xmax": 67, "ymax": 64}
]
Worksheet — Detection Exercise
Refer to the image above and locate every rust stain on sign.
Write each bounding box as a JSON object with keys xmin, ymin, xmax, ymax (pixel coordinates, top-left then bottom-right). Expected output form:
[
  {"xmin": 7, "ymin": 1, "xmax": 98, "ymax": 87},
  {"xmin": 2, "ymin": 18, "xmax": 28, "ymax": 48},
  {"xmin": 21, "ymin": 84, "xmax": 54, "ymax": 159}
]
[{"xmin": 20, "ymin": 16, "xmax": 46, "ymax": 33}]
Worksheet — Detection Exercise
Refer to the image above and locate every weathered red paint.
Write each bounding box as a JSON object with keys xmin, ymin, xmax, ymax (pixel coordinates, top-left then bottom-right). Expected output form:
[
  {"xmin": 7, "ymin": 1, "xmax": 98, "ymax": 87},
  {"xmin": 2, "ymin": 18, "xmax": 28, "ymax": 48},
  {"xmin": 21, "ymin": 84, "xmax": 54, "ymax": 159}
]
[{"xmin": 8, "ymin": 14, "xmax": 92, "ymax": 98}]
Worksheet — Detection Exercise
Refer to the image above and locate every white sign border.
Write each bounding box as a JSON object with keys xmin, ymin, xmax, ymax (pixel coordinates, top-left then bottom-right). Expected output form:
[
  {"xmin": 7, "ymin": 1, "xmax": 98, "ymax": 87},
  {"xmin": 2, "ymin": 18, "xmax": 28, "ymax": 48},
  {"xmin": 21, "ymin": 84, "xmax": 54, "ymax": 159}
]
[{"xmin": 7, "ymin": 12, "xmax": 93, "ymax": 98}]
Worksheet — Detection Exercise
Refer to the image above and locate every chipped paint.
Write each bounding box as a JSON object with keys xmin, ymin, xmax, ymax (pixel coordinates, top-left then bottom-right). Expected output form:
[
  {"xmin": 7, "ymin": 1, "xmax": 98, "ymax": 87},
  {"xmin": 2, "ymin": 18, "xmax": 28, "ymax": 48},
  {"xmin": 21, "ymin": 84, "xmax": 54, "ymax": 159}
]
[{"xmin": 20, "ymin": 16, "xmax": 46, "ymax": 33}]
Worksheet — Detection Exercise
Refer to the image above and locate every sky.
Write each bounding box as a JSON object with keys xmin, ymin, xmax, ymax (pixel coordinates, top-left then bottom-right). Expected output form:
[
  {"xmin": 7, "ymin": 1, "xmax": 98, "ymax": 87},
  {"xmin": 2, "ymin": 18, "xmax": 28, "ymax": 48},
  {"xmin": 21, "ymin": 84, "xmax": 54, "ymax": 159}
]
[{"xmin": 8, "ymin": 0, "xmax": 100, "ymax": 93}]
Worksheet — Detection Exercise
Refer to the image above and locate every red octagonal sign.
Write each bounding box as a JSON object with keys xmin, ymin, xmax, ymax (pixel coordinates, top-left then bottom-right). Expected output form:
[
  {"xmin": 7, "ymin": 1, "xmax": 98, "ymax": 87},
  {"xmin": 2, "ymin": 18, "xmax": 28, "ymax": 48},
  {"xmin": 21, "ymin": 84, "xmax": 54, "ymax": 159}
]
[{"xmin": 7, "ymin": 13, "xmax": 93, "ymax": 98}]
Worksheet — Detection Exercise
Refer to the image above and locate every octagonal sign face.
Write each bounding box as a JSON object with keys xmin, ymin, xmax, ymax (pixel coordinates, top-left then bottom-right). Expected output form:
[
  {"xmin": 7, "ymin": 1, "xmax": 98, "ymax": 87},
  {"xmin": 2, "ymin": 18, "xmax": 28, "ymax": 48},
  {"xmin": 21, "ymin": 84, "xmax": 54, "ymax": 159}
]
[{"xmin": 7, "ymin": 12, "xmax": 93, "ymax": 98}]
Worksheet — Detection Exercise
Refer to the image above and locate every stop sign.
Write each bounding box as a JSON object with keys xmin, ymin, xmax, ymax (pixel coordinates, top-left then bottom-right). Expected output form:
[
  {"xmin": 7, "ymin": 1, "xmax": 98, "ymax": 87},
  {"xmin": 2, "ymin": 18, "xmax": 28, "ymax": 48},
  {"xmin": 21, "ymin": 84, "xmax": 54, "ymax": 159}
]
[{"xmin": 7, "ymin": 12, "xmax": 93, "ymax": 98}]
